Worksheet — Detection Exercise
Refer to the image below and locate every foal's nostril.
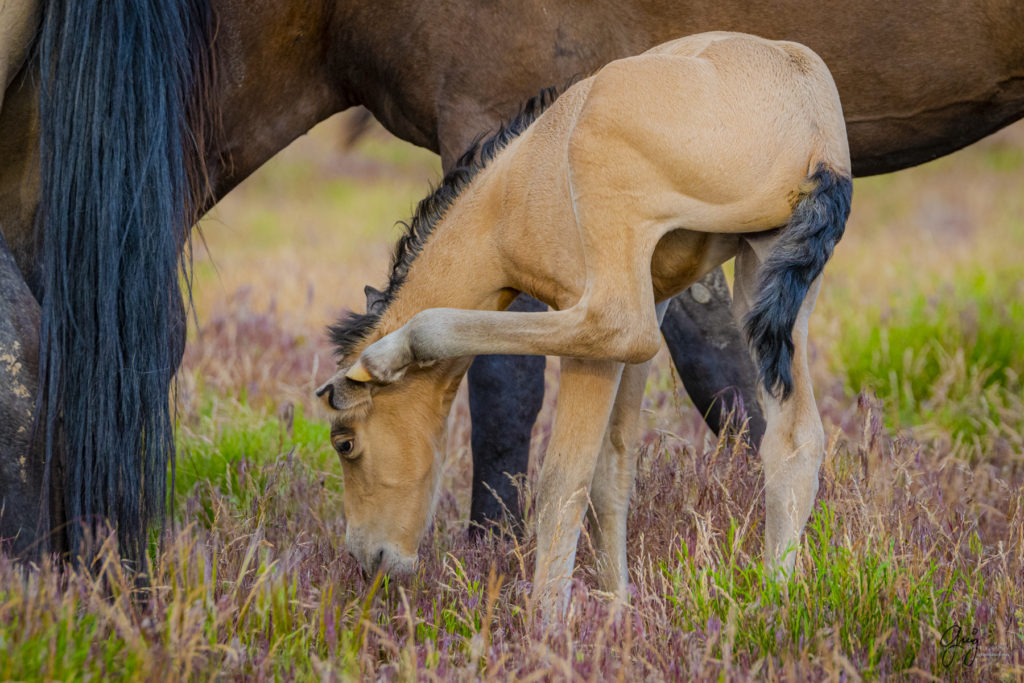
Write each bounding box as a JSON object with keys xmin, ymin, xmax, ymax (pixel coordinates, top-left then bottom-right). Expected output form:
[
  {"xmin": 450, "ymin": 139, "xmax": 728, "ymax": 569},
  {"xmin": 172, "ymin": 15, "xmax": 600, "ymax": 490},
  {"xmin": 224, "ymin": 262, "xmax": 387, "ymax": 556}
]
[
  {"xmin": 374, "ymin": 548, "xmax": 385, "ymax": 572},
  {"xmin": 316, "ymin": 383, "xmax": 336, "ymax": 409}
]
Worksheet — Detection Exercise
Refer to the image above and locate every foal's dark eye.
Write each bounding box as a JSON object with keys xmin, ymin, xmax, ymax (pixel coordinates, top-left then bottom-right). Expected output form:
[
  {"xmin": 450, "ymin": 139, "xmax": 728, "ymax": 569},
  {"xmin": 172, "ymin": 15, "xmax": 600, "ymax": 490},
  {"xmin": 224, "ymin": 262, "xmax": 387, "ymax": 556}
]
[{"xmin": 332, "ymin": 435, "xmax": 357, "ymax": 459}]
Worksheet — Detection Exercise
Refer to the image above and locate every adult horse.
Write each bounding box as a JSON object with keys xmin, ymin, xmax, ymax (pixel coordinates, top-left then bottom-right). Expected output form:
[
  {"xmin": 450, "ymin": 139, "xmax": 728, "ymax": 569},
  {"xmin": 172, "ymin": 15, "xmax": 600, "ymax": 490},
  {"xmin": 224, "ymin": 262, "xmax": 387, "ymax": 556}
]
[{"xmin": 1, "ymin": 0, "xmax": 1023, "ymax": 559}]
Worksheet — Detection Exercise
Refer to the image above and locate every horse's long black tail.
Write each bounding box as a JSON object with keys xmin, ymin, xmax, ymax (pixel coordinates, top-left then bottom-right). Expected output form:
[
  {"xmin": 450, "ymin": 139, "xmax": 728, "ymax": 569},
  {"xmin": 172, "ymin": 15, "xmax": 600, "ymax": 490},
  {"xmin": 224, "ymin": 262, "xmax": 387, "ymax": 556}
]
[
  {"xmin": 744, "ymin": 164, "xmax": 852, "ymax": 400},
  {"xmin": 36, "ymin": 0, "xmax": 212, "ymax": 563}
]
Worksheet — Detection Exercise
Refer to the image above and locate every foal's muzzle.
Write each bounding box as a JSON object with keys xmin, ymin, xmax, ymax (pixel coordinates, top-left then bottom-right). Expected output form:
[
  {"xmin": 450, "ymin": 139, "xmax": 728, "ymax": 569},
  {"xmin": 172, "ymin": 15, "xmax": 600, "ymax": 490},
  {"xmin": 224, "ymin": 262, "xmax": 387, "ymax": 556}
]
[{"xmin": 346, "ymin": 530, "xmax": 417, "ymax": 578}]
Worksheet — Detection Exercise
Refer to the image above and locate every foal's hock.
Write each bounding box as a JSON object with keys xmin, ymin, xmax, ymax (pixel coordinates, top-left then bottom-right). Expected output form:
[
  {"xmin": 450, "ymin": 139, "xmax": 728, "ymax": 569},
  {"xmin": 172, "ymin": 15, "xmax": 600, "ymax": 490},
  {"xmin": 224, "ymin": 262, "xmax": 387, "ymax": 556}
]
[{"xmin": 317, "ymin": 31, "xmax": 852, "ymax": 611}]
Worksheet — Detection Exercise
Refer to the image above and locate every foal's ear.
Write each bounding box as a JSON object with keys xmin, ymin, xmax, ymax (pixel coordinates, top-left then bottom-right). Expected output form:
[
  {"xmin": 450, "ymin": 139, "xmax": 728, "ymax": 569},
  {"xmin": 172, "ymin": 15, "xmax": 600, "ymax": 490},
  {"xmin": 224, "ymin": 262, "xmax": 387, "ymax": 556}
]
[
  {"xmin": 315, "ymin": 368, "xmax": 373, "ymax": 412},
  {"xmin": 364, "ymin": 286, "xmax": 387, "ymax": 315}
]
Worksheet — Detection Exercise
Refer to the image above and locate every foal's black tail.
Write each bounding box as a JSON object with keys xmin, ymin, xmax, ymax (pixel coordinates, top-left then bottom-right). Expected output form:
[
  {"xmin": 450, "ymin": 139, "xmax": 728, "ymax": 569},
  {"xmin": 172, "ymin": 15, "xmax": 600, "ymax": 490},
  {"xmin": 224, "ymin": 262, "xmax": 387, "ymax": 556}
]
[
  {"xmin": 744, "ymin": 164, "xmax": 852, "ymax": 400},
  {"xmin": 36, "ymin": 0, "xmax": 214, "ymax": 564}
]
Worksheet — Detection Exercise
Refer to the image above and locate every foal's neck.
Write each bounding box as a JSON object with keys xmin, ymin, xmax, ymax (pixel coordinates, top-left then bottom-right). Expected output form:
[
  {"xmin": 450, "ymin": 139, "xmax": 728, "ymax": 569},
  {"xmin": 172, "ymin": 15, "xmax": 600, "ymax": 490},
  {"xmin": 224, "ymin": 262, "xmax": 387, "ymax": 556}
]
[{"xmin": 375, "ymin": 165, "xmax": 514, "ymax": 338}]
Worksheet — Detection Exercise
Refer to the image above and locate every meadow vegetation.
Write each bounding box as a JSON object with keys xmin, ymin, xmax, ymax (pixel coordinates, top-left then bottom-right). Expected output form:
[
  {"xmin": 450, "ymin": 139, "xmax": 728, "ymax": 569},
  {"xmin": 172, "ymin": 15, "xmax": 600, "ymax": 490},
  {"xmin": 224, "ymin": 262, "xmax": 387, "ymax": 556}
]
[{"xmin": 1, "ymin": 114, "xmax": 1022, "ymax": 679}]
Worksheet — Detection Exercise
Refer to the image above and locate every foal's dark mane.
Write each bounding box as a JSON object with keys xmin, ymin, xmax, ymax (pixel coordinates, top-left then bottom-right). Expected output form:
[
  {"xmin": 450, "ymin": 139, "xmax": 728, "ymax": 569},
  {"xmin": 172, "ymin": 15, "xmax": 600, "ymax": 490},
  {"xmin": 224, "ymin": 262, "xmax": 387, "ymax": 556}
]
[{"xmin": 329, "ymin": 85, "xmax": 563, "ymax": 358}]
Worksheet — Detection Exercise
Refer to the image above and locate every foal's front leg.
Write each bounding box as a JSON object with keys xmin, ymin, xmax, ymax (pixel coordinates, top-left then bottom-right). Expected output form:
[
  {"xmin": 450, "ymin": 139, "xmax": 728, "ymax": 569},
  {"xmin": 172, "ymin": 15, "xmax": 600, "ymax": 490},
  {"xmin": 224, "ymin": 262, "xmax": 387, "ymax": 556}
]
[
  {"xmin": 348, "ymin": 301, "xmax": 662, "ymax": 385},
  {"xmin": 532, "ymin": 357, "xmax": 623, "ymax": 615}
]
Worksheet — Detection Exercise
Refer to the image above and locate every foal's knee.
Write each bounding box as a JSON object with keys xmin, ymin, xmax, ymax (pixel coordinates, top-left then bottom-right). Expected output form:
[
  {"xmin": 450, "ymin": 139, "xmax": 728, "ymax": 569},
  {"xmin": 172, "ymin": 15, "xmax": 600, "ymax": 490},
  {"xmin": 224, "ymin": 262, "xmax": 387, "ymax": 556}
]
[
  {"xmin": 537, "ymin": 456, "xmax": 591, "ymax": 513},
  {"xmin": 578, "ymin": 306, "xmax": 661, "ymax": 363},
  {"xmin": 763, "ymin": 407, "xmax": 824, "ymax": 463}
]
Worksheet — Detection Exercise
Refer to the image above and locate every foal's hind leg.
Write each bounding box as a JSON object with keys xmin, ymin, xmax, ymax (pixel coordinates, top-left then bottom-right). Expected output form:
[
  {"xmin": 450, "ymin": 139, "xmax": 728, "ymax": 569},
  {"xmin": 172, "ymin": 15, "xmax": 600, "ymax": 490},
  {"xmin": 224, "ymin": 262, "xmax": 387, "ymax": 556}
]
[
  {"xmin": 586, "ymin": 300, "xmax": 665, "ymax": 598},
  {"xmin": 586, "ymin": 358, "xmax": 649, "ymax": 598},
  {"xmin": 733, "ymin": 238, "xmax": 824, "ymax": 575}
]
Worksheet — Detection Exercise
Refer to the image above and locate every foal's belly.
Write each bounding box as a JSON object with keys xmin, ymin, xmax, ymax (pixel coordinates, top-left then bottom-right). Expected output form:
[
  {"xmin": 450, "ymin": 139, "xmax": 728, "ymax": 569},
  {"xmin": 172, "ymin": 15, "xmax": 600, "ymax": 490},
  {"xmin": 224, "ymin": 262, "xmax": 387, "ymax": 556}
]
[{"xmin": 649, "ymin": 229, "xmax": 740, "ymax": 302}]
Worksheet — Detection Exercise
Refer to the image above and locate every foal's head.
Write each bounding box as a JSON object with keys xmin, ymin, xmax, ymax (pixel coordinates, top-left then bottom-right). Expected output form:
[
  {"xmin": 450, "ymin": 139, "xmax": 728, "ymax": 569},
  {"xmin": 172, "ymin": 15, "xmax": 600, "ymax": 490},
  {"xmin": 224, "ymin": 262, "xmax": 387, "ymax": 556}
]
[
  {"xmin": 317, "ymin": 287, "xmax": 469, "ymax": 577},
  {"xmin": 317, "ymin": 88, "xmax": 562, "ymax": 575}
]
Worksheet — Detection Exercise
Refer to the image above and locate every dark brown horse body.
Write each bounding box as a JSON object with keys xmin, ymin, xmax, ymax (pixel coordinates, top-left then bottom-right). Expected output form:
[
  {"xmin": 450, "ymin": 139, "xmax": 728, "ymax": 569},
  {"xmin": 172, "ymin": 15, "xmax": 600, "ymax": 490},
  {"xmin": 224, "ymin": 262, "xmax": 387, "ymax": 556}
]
[{"xmin": 2, "ymin": 0, "xmax": 1023, "ymax": 553}]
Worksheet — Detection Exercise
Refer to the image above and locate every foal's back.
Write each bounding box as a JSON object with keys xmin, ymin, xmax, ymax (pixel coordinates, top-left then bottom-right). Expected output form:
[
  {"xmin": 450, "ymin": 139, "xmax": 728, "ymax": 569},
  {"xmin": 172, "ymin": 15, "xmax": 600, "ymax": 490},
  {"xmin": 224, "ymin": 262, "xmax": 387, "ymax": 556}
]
[
  {"xmin": 485, "ymin": 32, "xmax": 850, "ymax": 308},
  {"xmin": 567, "ymin": 32, "xmax": 850, "ymax": 234}
]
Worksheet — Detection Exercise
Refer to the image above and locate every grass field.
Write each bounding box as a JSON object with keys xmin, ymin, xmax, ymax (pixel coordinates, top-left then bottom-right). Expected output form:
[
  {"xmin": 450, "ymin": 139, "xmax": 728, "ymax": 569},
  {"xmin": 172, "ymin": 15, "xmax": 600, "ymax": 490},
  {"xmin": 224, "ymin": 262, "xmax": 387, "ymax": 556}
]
[{"xmin": 1, "ymin": 113, "xmax": 1023, "ymax": 680}]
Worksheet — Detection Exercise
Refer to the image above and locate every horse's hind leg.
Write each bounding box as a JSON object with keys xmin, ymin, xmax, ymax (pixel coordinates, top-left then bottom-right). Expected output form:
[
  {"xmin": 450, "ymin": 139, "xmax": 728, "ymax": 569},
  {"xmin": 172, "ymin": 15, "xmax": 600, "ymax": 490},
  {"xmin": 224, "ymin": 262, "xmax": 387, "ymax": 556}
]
[
  {"xmin": 0, "ymin": 229, "xmax": 44, "ymax": 556},
  {"xmin": 467, "ymin": 294, "xmax": 546, "ymax": 534},
  {"xmin": 0, "ymin": 0, "xmax": 41, "ymax": 113},
  {"xmin": 733, "ymin": 238, "xmax": 824, "ymax": 575},
  {"xmin": 533, "ymin": 357, "xmax": 623, "ymax": 614},
  {"xmin": 586, "ymin": 358, "xmax": 649, "ymax": 598}
]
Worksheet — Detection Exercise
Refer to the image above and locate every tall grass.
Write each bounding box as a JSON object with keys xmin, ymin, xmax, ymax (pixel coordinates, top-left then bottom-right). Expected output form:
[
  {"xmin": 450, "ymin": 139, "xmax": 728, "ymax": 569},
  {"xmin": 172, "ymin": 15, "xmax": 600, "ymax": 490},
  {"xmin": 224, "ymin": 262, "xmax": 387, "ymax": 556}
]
[
  {"xmin": 3, "ymin": 388, "xmax": 1020, "ymax": 679},
  {"xmin": 835, "ymin": 267, "xmax": 1024, "ymax": 459}
]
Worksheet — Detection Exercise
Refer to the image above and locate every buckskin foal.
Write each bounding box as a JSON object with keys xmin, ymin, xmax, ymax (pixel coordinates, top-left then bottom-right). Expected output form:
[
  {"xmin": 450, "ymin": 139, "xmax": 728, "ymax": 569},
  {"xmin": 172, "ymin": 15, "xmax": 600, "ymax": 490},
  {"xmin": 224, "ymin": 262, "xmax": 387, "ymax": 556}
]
[{"xmin": 318, "ymin": 32, "xmax": 852, "ymax": 609}]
